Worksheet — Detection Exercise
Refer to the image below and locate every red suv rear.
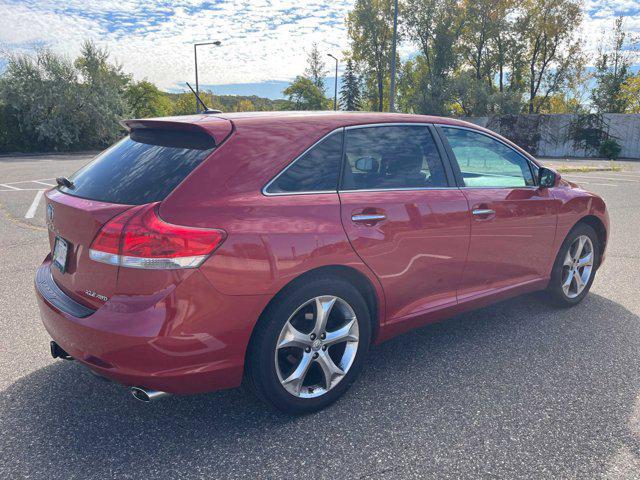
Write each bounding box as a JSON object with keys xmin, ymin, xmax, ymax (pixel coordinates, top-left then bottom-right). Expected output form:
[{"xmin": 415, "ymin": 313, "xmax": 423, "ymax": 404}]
[{"xmin": 36, "ymin": 112, "xmax": 609, "ymax": 413}]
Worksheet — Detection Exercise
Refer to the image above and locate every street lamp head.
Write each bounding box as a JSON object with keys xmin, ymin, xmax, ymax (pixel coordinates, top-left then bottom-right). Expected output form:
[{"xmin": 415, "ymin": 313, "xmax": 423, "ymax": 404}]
[{"xmin": 195, "ymin": 40, "xmax": 222, "ymax": 47}]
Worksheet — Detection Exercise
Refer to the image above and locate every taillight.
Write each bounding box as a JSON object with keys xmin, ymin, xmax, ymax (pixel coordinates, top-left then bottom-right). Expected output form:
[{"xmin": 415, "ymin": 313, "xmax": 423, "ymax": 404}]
[{"xmin": 89, "ymin": 203, "xmax": 226, "ymax": 269}]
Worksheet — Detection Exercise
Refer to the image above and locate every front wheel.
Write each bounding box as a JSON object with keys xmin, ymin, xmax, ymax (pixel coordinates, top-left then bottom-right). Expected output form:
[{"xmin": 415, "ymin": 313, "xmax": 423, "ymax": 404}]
[
  {"xmin": 246, "ymin": 277, "xmax": 371, "ymax": 414},
  {"xmin": 546, "ymin": 223, "xmax": 600, "ymax": 307}
]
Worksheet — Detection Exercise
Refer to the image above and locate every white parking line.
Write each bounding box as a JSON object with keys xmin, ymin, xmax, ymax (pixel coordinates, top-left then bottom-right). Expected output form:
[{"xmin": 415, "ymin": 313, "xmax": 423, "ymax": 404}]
[
  {"xmin": 32, "ymin": 180, "xmax": 55, "ymax": 187},
  {"xmin": 605, "ymin": 173, "xmax": 640, "ymax": 179},
  {"xmin": 25, "ymin": 190, "xmax": 45, "ymax": 219},
  {"xmin": 578, "ymin": 182, "xmax": 619, "ymax": 187},
  {"xmin": 0, "ymin": 183, "xmax": 21, "ymax": 190},
  {"xmin": 564, "ymin": 175, "xmax": 639, "ymax": 183},
  {"xmin": 0, "ymin": 188, "xmax": 53, "ymax": 192}
]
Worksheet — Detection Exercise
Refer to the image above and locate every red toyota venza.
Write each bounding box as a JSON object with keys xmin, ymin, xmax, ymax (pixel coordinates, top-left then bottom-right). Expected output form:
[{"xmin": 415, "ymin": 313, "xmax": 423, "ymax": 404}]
[{"xmin": 35, "ymin": 112, "xmax": 609, "ymax": 413}]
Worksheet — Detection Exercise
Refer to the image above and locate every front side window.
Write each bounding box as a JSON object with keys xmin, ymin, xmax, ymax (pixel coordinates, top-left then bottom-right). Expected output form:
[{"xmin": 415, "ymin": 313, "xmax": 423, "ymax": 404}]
[
  {"xmin": 341, "ymin": 126, "xmax": 448, "ymax": 190},
  {"xmin": 441, "ymin": 127, "xmax": 535, "ymax": 188},
  {"xmin": 265, "ymin": 131, "xmax": 343, "ymax": 194}
]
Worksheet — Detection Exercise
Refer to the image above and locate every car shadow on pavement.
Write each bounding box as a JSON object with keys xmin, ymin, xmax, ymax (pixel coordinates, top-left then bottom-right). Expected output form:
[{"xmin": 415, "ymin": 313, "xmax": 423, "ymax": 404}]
[{"xmin": 2, "ymin": 293, "xmax": 640, "ymax": 479}]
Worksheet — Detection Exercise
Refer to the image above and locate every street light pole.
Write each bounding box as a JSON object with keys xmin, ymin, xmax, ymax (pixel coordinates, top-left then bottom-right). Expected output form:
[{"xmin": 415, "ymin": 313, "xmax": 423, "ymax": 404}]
[
  {"xmin": 193, "ymin": 40, "xmax": 221, "ymax": 113},
  {"xmin": 389, "ymin": 0, "xmax": 399, "ymax": 112},
  {"xmin": 327, "ymin": 54, "xmax": 338, "ymax": 111}
]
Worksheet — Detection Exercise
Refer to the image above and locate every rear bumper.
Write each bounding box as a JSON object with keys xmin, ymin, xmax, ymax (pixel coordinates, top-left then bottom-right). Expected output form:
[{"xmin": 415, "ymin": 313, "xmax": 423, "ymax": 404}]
[{"xmin": 35, "ymin": 259, "xmax": 270, "ymax": 394}]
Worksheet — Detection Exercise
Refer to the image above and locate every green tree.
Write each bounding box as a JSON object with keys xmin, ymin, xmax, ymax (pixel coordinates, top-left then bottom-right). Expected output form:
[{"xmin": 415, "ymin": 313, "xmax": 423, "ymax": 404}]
[
  {"xmin": 74, "ymin": 40, "xmax": 130, "ymax": 147},
  {"xmin": 449, "ymin": 71, "xmax": 494, "ymax": 116},
  {"xmin": 305, "ymin": 42, "xmax": 328, "ymax": 92},
  {"xmin": 401, "ymin": 0, "xmax": 465, "ymax": 115},
  {"xmin": 347, "ymin": 0, "xmax": 395, "ymax": 111},
  {"xmin": 283, "ymin": 76, "xmax": 327, "ymax": 110},
  {"xmin": 491, "ymin": 0, "xmax": 521, "ymax": 94},
  {"xmin": 619, "ymin": 75, "xmax": 640, "ymax": 113},
  {"xmin": 340, "ymin": 58, "xmax": 362, "ymax": 111},
  {"xmin": 235, "ymin": 98, "xmax": 255, "ymax": 112},
  {"xmin": 0, "ymin": 49, "xmax": 84, "ymax": 151},
  {"xmin": 126, "ymin": 80, "xmax": 173, "ymax": 118},
  {"xmin": 517, "ymin": 0, "xmax": 584, "ymax": 113},
  {"xmin": 172, "ymin": 93, "xmax": 197, "ymax": 115},
  {"xmin": 461, "ymin": 0, "xmax": 501, "ymax": 81},
  {"xmin": 591, "ymin": 16, "xmax": 637, "ymax": 113},
  {"xmin": 538, "ymin": 93, "xmax": 586, "ymax": 113}
]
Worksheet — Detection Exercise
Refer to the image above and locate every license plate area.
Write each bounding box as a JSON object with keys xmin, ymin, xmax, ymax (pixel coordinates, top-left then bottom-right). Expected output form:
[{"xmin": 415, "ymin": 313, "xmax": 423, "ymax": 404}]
[{"xmin": 53, "ymin": 236, "xmax": 69, "ymax": 273}]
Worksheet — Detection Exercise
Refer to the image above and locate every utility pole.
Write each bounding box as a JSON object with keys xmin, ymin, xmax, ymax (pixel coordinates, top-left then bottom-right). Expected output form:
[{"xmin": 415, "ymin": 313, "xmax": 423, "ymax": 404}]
[
  {"xmin": 389, "ymin": 0, "xmax": 399, "ymax": 112},
  {"xmin": 327, "ymin": 54, "xmax": 339, "ymax": 111},
  {"xmin": 194, "ymin": 41, "xmax": 221, "ymax": 113}
]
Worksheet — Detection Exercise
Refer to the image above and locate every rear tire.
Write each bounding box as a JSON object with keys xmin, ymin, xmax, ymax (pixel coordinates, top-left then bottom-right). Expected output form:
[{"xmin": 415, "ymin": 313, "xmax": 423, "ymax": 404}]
[
  {"xmin": 246, "ymin": 276, "xmax": 371, "ymax": 414},
  {"xmin": 545, "ymin": 223, "xmax": 600, "ymax": 307}
]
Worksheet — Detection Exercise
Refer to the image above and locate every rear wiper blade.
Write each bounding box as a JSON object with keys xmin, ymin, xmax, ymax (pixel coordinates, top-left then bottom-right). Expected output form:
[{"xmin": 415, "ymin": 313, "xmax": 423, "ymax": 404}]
[{"xmin": 56, "ymin": 177, "xmax": 75, "ymax": 189}]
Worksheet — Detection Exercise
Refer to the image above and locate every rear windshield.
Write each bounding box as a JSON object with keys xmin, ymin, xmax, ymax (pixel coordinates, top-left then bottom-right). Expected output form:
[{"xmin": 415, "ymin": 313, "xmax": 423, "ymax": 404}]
[{"xmin": 59, "ymin": 129, "xmax": 215, "ymax": 205}]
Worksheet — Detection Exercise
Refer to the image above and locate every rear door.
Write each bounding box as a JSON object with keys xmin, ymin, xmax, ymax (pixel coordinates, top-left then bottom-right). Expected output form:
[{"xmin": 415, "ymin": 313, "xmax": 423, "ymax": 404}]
[
  {"xmin": 338, "ymin": 125, "xmax": 470, "ymax": 322},
  {"xmin": 45, "ymin": 126, "xmax": 219, "ymax": 308},
  {"xmin": 437, "ymin": 126, "xmax": 557, "ymax": 301}
]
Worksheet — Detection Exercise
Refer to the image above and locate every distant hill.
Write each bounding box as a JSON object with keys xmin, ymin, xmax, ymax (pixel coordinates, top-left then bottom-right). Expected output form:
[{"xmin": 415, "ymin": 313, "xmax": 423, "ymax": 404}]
[{"xmin": 164, "ymin": 92, "xmax": 290, "ymax": 112}]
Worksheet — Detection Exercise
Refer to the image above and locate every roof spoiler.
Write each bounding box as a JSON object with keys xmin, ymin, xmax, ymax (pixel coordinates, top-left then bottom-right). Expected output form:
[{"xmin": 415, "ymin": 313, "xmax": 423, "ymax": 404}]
[{"xmin": 121, "ymin": 118, "xmax": 233, "ymax": 146}]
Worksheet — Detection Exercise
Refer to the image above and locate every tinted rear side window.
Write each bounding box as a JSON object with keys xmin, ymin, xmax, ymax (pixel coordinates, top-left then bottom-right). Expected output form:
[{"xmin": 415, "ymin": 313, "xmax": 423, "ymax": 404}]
[
  {"xmin": 265, "ymin": 131, "xmax": 343, "ymax": 194},
  {"xmin": 341, "ymin": 126, "xmax": 449, "ymax": 190},
  {"xmin": 60, "ymin": 129, "xmax": 215, "ymax": 204}
]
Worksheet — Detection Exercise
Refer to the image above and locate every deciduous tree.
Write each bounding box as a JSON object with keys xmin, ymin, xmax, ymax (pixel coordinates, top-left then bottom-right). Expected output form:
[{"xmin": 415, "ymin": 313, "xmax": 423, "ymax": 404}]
[
  {"xmin": 401, "ymin": 0, "xmax": 465, "ymax": 115},
  {"xmin": 518, "ymin": 0, "xmax": 584, "ymax": 113},
  {"xmin": 347, "ymin": 0, "xmax": 395, "ymax": 111},
  {"xmin": 126, "ymin": 80, "xmax": 173, "ymax": 118},
  {"xmin": 283, "ymin": 76, "xmax": 327, "ymax": 110},
  {"xmin": 619, "ymin": 75, "xmax": 640, "ymax": 113},
  {"xmin": 591, "ymin": 16, "xmax": 637, "ymax": 113}
]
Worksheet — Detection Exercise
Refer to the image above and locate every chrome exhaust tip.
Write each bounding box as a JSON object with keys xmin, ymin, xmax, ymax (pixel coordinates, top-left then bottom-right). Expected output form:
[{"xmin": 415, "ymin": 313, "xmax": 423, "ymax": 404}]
[{"xmin": 130, "ymin": 387, "xmax": 169, "ymax": 403}]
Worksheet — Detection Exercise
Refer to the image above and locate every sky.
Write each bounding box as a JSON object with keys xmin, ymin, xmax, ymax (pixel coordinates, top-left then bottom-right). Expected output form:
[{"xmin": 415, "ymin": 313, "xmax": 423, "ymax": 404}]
[{"xmin": 0, "ymin": 0, "xmax": 639, "ymax": 99}]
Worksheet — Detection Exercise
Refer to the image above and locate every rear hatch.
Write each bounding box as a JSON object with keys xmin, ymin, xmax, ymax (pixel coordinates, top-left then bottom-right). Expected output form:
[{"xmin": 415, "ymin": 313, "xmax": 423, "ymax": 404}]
[{"xmin": 45, "ymin": 118, "xmax": 231, "ymax": 310}]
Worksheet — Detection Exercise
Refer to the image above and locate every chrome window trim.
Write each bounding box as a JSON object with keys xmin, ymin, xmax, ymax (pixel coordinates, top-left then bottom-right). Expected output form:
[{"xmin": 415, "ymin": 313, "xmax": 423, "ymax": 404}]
[
  {"xmin": 459, "ymin": 186, "xmax": 540, "ymax": 190},
  {"xmin": 339, "ymin": 187, "xmax": 457, "ymax": 193},
  {"xmin": 344, "ymin": 122, "xmax": 433, "ymax": 130},
  {"xmin": 436, "ymin": 123, "xmax": 540, "ymax": 188},
  {"xmin": 262, "ymin": 122, "xmax": 537, "ymax": 197},
  {"xmin": 262, "ymin": 127, "xmax": 344, "ymax": 197}
]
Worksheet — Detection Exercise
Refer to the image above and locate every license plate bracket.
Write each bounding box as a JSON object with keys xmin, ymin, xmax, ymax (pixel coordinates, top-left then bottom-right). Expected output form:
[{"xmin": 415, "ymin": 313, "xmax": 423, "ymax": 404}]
[{"xmin": 53, "ymin": 236, "xmax": 69, "ymax": 273}]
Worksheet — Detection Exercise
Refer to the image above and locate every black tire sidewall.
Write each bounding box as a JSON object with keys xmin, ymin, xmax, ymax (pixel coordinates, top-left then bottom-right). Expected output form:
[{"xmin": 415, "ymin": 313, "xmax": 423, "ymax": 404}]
[
  {"xmin": 548, "ymin": 223, "xmax": 600, "ymax": 307},
  {"xmin": 248, "ymin": 277, "xmax": 372, "ymax": 414}
]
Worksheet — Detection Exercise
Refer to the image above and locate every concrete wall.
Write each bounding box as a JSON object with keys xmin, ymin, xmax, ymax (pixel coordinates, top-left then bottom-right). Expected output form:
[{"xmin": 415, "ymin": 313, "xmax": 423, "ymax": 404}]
[{"xmin": 461, "ymin": 113, "xmax": 640, "ymax": 159}]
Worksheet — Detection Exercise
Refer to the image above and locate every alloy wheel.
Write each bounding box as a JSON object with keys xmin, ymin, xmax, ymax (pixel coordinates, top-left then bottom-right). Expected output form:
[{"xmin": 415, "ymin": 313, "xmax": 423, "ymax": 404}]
[
  {"xmin": 561, "ymin": 235, "xmax": 594, "ymax": 299},
  {"xmin": 274, "ymin": 296, "xmax": 359, "ymax": 398}
]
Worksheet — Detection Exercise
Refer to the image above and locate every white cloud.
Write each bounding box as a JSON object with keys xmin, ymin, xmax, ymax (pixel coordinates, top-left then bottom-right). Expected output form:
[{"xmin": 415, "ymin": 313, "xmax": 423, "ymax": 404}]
[{"xmin": 0, "ymin": 0, "xmax": 639, "ymax": 92}]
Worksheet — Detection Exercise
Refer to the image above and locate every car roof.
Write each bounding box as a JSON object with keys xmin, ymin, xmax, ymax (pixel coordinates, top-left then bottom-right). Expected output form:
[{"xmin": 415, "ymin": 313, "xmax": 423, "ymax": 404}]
[
  {"xmin": 128, "ymin": 111, "xmax": 535, "ymax": 163},
  {"xmin": 199, "ymin": 110, "xmax": 478, "ymax": 129}
]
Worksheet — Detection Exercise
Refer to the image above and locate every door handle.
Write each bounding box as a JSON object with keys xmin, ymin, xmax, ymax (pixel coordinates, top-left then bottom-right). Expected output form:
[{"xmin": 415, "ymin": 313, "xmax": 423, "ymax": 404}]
[
  {"xmin": 352, "ymin": 213, "xmax": 386, "ymax": 223},
  {"xmin": 471, "ymin": 208, "xmax": 496, "ymax": 220},
  {"xmin": 472, "ymin": 209, "xmax": 495, "ymax": 216}
]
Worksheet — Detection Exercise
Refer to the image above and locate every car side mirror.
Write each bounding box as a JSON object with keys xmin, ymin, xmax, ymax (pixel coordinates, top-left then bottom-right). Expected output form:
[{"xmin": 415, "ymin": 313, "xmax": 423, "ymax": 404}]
[
  {"xmin": 355, "ymin": 156, "xmax": 379, "ymax": 173},
  {"xmin": 538, "ymin": 167, "xmax": 557, "ymax": 188}
]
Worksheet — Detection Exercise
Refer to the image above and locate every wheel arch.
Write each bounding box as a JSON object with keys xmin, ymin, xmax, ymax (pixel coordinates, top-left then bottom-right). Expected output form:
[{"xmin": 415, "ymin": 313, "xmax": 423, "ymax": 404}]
[
  {"xmin": 574, "ymin": 215, "xmax": 607, "ymax": 267},
  {"xmin": 245, "ymin": 265, "xmax": 381, "ymax": 364}
]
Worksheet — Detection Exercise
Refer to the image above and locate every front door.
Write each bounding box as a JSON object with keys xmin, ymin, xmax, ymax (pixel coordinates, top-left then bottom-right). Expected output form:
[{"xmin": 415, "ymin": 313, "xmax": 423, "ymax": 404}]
[
  {"xmin": 338, "ymin": 125, "xmax": 470, "ymax": 323},
  {"xmin": 438, "ymin": 126, "xmax": 557, "ymax": 301}
]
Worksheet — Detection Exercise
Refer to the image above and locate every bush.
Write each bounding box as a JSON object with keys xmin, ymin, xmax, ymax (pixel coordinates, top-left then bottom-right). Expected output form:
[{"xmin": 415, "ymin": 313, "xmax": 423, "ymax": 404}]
[{"xmin": 598, "ymin": 138, "xmax": 622, "ymax": 159}]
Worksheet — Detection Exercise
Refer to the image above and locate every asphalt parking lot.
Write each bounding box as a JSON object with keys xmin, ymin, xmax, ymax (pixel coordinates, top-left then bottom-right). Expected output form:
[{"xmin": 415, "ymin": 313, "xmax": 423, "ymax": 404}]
[{"xmin": 1, "ymin": 153, "xmax": 639, "ymax": 479}]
